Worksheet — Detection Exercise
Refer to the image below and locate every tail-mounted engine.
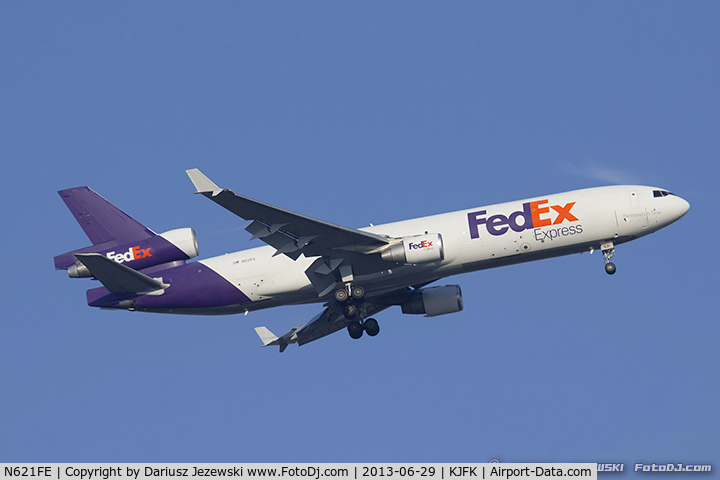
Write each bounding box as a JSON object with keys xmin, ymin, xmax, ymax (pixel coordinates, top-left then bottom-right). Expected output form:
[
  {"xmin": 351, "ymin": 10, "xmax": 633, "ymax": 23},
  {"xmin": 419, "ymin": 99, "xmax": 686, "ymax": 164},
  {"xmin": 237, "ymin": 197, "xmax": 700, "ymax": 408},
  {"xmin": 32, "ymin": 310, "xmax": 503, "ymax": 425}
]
[
  {"xmin": 381, "ymin": 233, "xmax": 444, "ymax": 264},
  {"xmin": 401, "ymin": 285, "xmax": 463, "ymax": 317},
  {"xmin": 59, "ymin": 228, "xmax": 200, "ymax": 278}
]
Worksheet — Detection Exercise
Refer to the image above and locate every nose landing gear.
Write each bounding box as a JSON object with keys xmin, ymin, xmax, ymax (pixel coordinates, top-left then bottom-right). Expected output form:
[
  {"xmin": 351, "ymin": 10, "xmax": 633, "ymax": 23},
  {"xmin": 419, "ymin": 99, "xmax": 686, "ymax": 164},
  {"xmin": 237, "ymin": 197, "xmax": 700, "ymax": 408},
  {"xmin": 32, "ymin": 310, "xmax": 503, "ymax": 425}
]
[{"xmin": 601, "ymin": 241, "xmax": 617, "ymax": 275}]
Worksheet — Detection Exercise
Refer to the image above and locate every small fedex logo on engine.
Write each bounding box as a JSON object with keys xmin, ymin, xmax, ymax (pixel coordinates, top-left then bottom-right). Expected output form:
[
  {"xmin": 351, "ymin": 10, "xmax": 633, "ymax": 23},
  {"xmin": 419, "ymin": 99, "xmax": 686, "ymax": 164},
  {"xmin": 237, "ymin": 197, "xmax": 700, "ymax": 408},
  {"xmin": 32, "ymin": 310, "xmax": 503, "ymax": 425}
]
[
  {"xmin": 408, "ymin": 239, "xmax": 434, "ymax": 250},
  {"xmin": 105, "ymin": 246, "xmax": 152, "ymax": 264},
  {"xmin": 468, "ymin": 199, "xmax": 579, "ymax": 238}
]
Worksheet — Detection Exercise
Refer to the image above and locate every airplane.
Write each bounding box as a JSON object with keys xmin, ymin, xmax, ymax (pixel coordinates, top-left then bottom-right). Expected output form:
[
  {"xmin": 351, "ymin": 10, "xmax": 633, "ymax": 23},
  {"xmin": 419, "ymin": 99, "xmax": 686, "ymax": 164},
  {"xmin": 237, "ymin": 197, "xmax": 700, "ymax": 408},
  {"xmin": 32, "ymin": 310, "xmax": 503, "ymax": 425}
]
[{"xmin": 54, "ymin": 169, "xmax": 690, "ymax": 352}]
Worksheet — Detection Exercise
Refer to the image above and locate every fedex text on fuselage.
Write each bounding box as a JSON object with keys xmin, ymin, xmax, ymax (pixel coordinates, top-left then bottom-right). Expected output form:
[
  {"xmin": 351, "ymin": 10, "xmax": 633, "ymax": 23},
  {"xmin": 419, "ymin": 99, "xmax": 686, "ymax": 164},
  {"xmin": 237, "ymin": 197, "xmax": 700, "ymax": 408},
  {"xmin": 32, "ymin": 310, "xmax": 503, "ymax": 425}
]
[{"xmin": 468, "ymin": 199, "xmax": 580, "ymax": 241}]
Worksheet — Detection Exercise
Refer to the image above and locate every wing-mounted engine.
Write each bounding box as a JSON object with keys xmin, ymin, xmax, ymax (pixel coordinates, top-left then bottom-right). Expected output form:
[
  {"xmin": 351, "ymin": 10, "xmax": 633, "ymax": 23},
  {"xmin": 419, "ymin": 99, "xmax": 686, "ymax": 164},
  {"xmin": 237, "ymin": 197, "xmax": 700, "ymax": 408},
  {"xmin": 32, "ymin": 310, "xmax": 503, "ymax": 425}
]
[
  {"xmin": 381, "ymin": 233, "xmax": 444, "ymax": 264},
  {"xmin": 59, "ymin": 228, "xmax": 199, "ymax": 278},
  {"xmin": 401, "ymin": 285, "xmax": 463, "ymax": 317}
]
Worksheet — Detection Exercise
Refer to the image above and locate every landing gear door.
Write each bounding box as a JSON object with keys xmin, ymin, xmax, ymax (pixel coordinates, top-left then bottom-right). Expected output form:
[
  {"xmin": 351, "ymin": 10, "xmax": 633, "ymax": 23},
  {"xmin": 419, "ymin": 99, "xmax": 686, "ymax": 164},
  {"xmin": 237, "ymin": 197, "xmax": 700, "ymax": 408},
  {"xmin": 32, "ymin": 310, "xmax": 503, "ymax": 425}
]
[{"xmin": 629, "ymin": 190, "xmax": 639, "ymax": 209}]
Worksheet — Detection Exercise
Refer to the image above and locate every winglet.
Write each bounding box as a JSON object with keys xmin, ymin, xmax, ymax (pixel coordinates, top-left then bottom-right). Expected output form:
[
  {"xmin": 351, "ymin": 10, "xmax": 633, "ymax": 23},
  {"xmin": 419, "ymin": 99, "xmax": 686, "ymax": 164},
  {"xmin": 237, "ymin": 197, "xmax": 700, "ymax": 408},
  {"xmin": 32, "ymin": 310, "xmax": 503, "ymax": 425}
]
[
  {"xmin": 254, "ymin": 326, "xmax": 279, "ymax": 346},
  {"xmin": 186, "ymin": 168, "xmax": 222, "ymax": 196},
  {"xmin": 254, "ymin": 326, "xmax": 292, "ymax": 353}
]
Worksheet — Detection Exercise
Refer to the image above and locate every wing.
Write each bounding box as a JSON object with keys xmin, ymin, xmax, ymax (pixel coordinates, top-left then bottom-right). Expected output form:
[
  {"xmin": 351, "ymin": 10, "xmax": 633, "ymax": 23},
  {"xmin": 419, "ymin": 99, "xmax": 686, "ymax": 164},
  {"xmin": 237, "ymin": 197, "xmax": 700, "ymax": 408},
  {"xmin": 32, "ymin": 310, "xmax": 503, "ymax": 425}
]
[
  {"xmin": 186, "ymin": 169, "xmax": 390, "ymax": 260},
  {"xmin": 254, "ymin": 301, "xmax": 391, "ymax": 352}
]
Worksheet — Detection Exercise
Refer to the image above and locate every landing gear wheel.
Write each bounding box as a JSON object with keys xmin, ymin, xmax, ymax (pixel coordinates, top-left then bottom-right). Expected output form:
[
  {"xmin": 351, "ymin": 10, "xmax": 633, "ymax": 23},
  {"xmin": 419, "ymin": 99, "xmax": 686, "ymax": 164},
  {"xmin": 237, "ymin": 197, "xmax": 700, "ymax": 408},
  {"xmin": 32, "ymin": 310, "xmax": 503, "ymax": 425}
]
[
  {"xmin": 364, "ymin": 318, "xmax": 380, "ymax": 337},
  {"xmin": 600, "ymin": 241, "xmax": 617, "ymax": 276},
  {"xmin": 347, "ymin": 320, "xmax": 364, "ymax": 339},
  {"xmin": 351, "ymin": 285, "xmax": 365, "ymax": 300},
  {"xmin": 334, "ymin": 288, "xmax": 348, "ymax": 302},
  {"xmin": 343, "ymin": 303, "xmax": 358, "ymax": 320}
]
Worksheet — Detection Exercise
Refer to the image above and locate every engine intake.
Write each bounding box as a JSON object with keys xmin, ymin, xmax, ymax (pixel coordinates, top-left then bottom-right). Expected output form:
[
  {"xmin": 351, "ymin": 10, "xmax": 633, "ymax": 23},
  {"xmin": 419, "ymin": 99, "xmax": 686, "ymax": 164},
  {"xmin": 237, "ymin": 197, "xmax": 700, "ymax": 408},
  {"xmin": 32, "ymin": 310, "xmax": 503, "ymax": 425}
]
[
  {"xmin": 401, "ymin": 285, "xmax": 463, "ymax": 317},
  {"xmin": 381, "ymin": 233, "xmax": 444, "ymax": 264}
]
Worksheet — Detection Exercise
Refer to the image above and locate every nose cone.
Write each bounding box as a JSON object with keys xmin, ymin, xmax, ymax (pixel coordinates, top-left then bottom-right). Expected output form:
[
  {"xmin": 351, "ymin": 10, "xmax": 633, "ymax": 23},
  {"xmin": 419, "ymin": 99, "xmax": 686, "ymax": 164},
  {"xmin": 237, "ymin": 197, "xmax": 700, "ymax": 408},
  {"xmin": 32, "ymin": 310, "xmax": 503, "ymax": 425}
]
[
  {"xmin": 663, "ymin": 195, "xmax": 690, "ymax": 225},
  {"xmin": 675, "ymin": 195, "xmax": 690, "ymax": 218}
]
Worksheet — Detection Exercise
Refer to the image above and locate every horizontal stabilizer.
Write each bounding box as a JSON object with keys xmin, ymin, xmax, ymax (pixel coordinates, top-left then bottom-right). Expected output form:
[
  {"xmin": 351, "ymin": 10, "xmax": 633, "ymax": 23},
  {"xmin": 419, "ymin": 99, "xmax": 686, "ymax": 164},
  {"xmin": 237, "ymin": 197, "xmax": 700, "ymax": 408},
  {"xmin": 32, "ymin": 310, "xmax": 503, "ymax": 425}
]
[{"xmin": 74, "ymin": 253, "xmax": 168, "ymax": 294}]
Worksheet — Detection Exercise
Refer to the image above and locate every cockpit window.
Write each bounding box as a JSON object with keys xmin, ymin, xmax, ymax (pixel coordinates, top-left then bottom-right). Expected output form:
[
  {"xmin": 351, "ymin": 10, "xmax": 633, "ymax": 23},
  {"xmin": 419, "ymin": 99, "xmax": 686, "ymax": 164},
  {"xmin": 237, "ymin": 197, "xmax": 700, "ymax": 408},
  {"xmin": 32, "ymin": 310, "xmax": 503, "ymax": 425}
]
[{"xmin": 653, "ymin": 190, "xmax": 675, "ymax": 198}]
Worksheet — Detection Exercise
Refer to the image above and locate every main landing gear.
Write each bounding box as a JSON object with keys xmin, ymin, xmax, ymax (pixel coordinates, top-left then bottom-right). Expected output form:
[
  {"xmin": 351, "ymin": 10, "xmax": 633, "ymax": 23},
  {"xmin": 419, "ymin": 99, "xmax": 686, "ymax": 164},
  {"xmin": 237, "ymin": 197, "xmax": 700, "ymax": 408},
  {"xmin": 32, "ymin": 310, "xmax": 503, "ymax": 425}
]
[
  {"xmin": 335, "ymin": 284, "xmax": 380, "ymax": 340},
  {"xmin": 336, "ymin": 284, "xmax": 364, "ymax": 320},
  {"xmin": 334, "ymin": 285, "xmax": 364, "ymax": 302},
  {"xmin": 347, "ymin": 318, "xmax": 380, "ymax": 339},
  {"xmin": 601, "ymin": 241, "xmax": 617, "ymax": 275}
]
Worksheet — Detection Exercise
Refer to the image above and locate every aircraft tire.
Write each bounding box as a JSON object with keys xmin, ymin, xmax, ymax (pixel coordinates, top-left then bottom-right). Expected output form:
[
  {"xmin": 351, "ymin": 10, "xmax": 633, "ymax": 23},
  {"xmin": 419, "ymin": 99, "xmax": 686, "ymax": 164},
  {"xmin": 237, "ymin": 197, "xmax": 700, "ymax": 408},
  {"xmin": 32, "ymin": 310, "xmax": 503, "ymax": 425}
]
[
  {"xmin": 365, "ymin": 318, "xmax": 380, "ymax": 337},
  {"xmin": 351, "ymin": 285, "xmax": 365, "ymax": 300},
  {"xmin": 605, "ymin": 262, "xmax": 617, "ymax": 275},
  {"xmin": 343, "ymin": 303, "xmax": 358, "ymax": 320},
  {"xmin": 348, "ymin": 320, "xmax": 364, "ymax": 339},
  {"xmin": 335, "ymin": 288, "xmax": 349, "ymax": 302}
]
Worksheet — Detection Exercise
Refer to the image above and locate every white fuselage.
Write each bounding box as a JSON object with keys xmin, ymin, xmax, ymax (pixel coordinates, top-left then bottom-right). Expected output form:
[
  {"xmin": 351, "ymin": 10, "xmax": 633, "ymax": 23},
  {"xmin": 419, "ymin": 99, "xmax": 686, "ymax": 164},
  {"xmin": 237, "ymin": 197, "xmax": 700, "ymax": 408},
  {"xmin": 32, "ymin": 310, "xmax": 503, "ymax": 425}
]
[{"xmin": 193, "ymin": 185, "xmax": 689, "ymax": 313}]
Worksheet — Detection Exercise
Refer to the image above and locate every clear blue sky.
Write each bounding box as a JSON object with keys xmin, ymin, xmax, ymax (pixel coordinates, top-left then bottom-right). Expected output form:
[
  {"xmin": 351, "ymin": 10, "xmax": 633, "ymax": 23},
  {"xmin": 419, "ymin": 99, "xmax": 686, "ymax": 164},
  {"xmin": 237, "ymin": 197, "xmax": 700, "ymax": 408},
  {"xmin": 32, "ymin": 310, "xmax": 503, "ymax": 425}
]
[{"xmin": 1, "ymin": 1, "xmax": 718, "ymax": 472}]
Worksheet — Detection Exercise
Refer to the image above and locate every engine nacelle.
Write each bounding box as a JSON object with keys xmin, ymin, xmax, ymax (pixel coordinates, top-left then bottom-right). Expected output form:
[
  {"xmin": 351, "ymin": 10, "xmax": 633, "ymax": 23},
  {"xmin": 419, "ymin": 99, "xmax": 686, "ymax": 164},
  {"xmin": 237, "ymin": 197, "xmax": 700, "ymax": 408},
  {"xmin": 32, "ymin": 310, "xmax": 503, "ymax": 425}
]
[
  {"xmin": 401, "ymin": 285, "xmax": 463, "ymax": 317},
  {"xmin": 381, "ymin": 233, "xmax": 444, "ymax": 264},
  {"xmin": 158, "ymin": 228, "xmax": 200, "ymax": 260},
  {"xmin": 67, "ymin": 228, "xmax": 199, "ymax": 278}
]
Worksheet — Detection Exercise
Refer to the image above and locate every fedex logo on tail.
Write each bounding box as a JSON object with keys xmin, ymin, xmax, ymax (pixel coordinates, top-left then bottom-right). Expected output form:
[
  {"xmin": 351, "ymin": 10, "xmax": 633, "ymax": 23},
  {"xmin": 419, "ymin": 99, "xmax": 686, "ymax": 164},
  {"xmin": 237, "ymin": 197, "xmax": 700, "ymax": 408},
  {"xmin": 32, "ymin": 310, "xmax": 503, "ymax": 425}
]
[
  {"xmin": 468, "ymin": 199, "xmax": 578, "ymax": 238},
  {"xmin": 106, "ymin": 246, "xmax": 152, "ymax": 264}
]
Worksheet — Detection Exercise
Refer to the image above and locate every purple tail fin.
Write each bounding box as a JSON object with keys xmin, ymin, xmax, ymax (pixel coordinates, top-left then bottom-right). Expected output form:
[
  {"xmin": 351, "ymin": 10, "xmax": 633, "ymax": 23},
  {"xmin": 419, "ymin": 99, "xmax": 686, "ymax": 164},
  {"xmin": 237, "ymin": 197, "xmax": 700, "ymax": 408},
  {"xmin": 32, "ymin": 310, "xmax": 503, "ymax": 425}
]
[
  {"xmin": 58, "ymin": 187, "xmax": 154, "ymax": 245},
  {"xmin": 54, "ymin": 187, "xmax": 158, "ymax": 270}
]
